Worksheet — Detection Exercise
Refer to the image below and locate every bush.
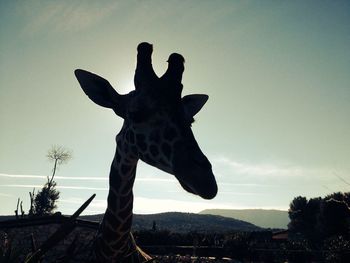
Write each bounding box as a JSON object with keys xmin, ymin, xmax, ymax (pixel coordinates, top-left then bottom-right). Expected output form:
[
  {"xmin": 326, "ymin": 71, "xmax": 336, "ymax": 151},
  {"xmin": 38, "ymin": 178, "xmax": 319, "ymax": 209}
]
[{"xmin": 33, "ymin": 180, "xmax": 60, "ymax": 216}]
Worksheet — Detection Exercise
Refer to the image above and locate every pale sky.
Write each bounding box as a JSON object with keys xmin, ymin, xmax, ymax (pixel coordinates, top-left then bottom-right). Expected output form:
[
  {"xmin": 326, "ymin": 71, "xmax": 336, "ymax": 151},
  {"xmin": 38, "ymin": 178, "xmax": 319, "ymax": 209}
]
[{"xmin": 1, "ymin": 0, "xmax": 349, "ymax": 216}]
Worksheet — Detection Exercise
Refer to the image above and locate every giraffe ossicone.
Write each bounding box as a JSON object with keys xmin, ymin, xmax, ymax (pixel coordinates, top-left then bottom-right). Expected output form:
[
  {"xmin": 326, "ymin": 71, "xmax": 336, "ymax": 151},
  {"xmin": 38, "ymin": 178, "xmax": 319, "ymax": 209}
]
[{"xmin": 75, "ymin": 42, "xmax": 217, "ymax": 262}]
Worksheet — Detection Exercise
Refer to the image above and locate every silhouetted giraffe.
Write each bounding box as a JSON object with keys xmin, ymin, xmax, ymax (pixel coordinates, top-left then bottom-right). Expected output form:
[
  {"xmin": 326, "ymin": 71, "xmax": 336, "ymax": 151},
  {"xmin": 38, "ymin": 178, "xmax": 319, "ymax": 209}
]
[{"xmin": 75, "ymin": 42, "xmax": 217, "ymax": 262}]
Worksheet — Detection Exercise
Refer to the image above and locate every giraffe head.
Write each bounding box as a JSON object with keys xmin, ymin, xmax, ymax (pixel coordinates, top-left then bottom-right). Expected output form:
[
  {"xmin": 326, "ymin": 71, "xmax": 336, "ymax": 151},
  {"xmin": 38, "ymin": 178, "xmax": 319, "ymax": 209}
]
[{"xmin": 75, "ymin": 61, "xmax": 217, "ymax": 200}]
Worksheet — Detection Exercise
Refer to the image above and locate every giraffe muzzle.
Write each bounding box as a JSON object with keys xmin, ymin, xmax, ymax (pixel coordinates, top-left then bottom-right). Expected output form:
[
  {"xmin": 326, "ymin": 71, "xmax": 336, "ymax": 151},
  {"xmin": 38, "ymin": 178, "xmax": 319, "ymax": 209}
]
[{"xmin": 175, "ymin": 155, "xmax": 217, "ymax": 199}]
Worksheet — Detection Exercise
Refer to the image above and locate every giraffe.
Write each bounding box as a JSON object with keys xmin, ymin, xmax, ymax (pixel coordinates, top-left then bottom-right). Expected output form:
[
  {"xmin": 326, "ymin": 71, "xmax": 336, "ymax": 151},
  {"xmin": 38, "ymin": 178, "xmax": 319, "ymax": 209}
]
[{"xmin": 74, "ymin": 43, "xmax": 217, "ymax": 262}]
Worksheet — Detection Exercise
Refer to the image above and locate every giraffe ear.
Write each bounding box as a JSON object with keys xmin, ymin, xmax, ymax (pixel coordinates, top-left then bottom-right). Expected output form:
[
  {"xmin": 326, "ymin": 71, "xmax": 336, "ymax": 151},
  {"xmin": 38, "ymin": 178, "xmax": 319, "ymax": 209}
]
[
  {"xmin": 75, "ymin": 69, "xmax": 126, "ymax": 117},
  {"xmin": 182, "ymin": 94, "xmax": 209, "ymax": 117}
]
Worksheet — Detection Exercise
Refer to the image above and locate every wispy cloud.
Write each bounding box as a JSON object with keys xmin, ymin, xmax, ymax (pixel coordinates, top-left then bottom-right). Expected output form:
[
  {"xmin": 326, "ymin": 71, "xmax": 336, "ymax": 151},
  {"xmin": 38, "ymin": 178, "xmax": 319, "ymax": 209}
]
[
  {"xmin": 0, "ymin": 173, "xmax": 47, "ymax": 179},
  {"xmin": 18, "ymin": 1, "xmax": 120, "ymax": 35},
  {"xmin": 57, "ymin": 185, "xmax": 108, "ymax": 191},
  {"xmin": 0, "ymin": 173, "xmax": 178, "ymax": 183},
  {"xmin": 0, "ymin": 193, "xmax": 13, "ymax": 197},
  {"xmin": 214, "ymin": 157, "xmax": 324, "ymax": 177},
  {"xmin": 0, "ymin": 173, "xmax": 106, "ymax": 181},
  {"xmin": 136, "ymin": 177, "xmax": 176, "ymax": 183},
  {"xmin": 60, "ymin": 197, "xmax": 106, "ymax": 207},
  {"xmin": 0, "ymin": 184, "xmax": 107, "ymax": 191},
  {"xmin": 218, "ymin": 182, "xmax": 276, "ymax": 187},
  {"xmin": 219, "ymin": 191, "xmax": 267, "ymax": 196},
  {"xmin": 0, "ymin": 184, "xmax": 42, "ymax": 189}
]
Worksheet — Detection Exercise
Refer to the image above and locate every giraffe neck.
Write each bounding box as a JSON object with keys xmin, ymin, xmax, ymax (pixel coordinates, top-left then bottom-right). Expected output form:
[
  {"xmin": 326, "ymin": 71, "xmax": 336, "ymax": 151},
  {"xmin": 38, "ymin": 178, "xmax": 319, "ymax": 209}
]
[{"xmin": 95, "ymin": 132, "xmax": 138, "ymax": 262}]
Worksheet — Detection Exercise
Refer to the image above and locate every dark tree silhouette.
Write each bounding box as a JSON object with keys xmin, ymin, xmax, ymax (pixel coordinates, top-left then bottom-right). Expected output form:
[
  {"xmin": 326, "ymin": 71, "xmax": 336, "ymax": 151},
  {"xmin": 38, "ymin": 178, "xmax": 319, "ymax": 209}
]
[
  {"xmin": 320, "ymin": 194, "xmax": 350, "ymax": 238},
  {"xmin": 288, "ymin": 192, "xmax": 350, "ymax": 244},
  {"xmin": 33, "ymin": 180, "xmax": 60, "ymax": 215},
  {"xmin": 32, "ymin": 146, "xmax": 72, "ymax": 216},
  {"xmin": 304, "ymin": 197, "xmax": 322, "ymax": 241},
  {"xmin": 288, "ymin": 196, "xmax": 308, "ymax": 233}
]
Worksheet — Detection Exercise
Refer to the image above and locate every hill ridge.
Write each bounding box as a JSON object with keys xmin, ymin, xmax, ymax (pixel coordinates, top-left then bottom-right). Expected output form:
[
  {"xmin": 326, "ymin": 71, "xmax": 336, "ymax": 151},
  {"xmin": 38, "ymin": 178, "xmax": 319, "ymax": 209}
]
[
  {"xmin": 199, "ymin": 209, "xmax": 289, "ymax": 229},
  {"xmin": 80, "ymin": 211, "xmax": 261, "ymax": 233}
]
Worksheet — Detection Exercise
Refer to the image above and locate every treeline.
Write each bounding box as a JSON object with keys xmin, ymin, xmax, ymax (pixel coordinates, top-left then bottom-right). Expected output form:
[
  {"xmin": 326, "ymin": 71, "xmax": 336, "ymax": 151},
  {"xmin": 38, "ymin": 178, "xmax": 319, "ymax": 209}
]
[
  {"xmin": 288, "ymin": 191, "xmax": 350, "ymax": 242},
  {"xmin": 135, "ymin": 230, "xmax": 227, "ymax": 247},
  {"xmin": 288, "ymin": 192, "xmax": 350, "ymax": 262},
  {"xmin": 134, "ymin": 230, "xmax": 275, "ymax": 261}
]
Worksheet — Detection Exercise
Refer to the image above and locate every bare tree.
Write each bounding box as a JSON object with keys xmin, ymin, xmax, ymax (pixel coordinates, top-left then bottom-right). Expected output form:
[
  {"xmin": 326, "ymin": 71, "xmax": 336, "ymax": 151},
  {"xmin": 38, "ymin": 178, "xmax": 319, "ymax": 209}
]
[
  {"xmin": 32, "ymin": 145, "xmax": 72, "ymax": 216},
  {"xmin": 28, "ymin": 188, "xmax": 35, "ymax": 216},
  {"xmin": 46, "ymin": 145, "xmax": 72, "ymax": 186},
  {"xmin": 14, "ymin": 198, "xmax": 20, "ymax": 219}
]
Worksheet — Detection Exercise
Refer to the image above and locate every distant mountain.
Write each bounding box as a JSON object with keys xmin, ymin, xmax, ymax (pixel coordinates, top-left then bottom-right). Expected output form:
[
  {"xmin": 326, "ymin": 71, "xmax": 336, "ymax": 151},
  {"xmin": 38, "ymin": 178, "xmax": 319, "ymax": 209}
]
[
  {"xmin": 80, "ymin": 212, "xmax": 261, "ymax": 233},
  {"xmin": 199, "ymin": 209, "xmax": 289, "ymax": 229}
]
